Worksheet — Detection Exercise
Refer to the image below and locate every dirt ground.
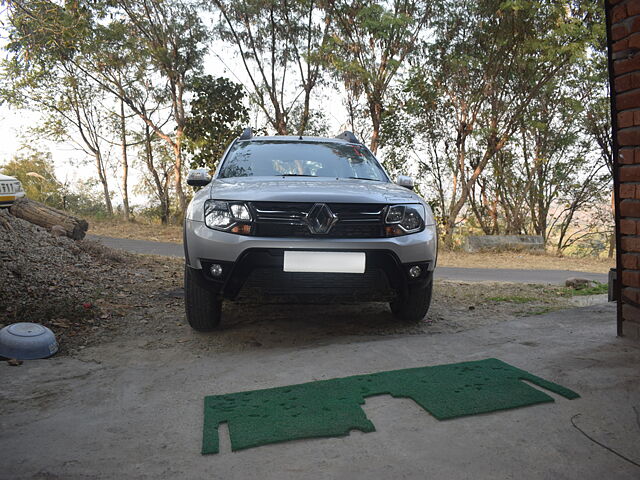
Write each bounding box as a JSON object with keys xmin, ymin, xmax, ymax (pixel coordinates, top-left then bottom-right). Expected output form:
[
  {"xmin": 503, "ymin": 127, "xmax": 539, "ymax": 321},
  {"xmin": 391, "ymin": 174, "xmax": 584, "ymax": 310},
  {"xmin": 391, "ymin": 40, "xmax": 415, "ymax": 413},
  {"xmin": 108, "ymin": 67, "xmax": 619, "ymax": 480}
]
[
  {"xmin": 86, "ymin": 217, "xmax": 614, "ymax": 274},
  {"xmin": 437, "ymin": 250, "xmax": 614, "ymax": 273},
  {"xmin": 88, "ymin": 216, "xmax": 184, "ymax": 243},
  {"xmin": 1, "ymin": 209, "xmax": 606, "ymax": 358},
  {"xmin": 13, "ymin": 252, "xmax": 596, "ymax": 357}
]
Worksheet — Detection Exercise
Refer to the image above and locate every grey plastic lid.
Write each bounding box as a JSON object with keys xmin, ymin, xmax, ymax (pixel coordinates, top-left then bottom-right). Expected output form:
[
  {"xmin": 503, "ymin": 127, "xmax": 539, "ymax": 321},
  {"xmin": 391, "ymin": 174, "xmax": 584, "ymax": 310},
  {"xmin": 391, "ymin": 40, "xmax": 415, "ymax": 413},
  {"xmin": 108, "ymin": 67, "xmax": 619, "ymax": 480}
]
[{"xmin": 0, "ymin": 322, "xmax": 59, "ymax": 360}]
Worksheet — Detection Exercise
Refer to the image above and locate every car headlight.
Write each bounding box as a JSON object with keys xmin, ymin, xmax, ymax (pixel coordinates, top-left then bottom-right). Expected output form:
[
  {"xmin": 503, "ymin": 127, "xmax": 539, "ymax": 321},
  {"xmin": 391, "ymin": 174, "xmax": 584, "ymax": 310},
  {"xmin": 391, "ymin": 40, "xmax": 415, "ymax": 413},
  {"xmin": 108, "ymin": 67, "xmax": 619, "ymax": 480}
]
[
  {"xmin": 384, "ymin": 204, "xmax": 425, "ymax": 236},
  {"xmin": 204, "ymin": 200, "xmax": 253, "ymax": 234},
  {"xmin": 13, "ymin": 181, "xmax": 22, "ymax": 192}
]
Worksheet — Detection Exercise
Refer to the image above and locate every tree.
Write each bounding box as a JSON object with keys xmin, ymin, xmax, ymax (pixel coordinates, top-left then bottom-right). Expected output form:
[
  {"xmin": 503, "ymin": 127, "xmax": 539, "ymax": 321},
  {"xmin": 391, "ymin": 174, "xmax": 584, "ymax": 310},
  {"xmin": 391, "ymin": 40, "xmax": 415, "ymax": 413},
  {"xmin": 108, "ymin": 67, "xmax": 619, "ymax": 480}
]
[
  {"xmin": 212, "ymin": 0, "xmax": 331, "ymax": 135},
  {"xmin": 321, "ymin": 0, "xmax": 431, "ymax": 152},
  {"xmin": 96, "ymin": 0, "xmax": 210, "ymax": 216},
  {"xmin": 1, "ymin": 0, "xmax": 116, "ymax": 214},
  {"xmin": 183, "ymin": 75, "xmax": 248, "ymax": 171},
  {"xmin": 3, "ymin": 0, "xmax": 211, "ymax": 217},
  {"xmin": 400, "ymin": 0, "xmax": 599, "ymax": 247},
  {"xmin": 134, "ymin": 129, "xmax": 174, "ymax": 224}
]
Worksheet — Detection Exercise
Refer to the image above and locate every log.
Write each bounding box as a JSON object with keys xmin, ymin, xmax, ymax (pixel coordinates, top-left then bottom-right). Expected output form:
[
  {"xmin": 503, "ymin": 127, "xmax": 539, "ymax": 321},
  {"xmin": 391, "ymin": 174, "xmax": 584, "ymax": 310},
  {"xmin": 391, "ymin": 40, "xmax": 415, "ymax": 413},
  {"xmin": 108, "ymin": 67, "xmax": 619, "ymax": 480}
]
[{"xmin": 9, "ymin": 197, "xmax": 89, "ymax": 240}]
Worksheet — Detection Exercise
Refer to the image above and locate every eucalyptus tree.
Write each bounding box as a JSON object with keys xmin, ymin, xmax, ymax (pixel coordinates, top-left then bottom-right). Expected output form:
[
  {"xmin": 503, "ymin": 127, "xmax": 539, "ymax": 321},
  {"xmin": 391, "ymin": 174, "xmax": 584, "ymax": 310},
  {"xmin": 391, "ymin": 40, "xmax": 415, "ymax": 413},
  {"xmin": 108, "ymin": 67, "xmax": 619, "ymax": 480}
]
[
  {"xmin": 98, "ymin": 0, "xmax": 210, "ymax": 215},
  {"xmin": 211, "ymin": 0, "xmax": 331, "ymax": 135},
  {"xmin": 320, "ymin": 0, "xmax": 431, "ymax": 153},
  {"xmin": 401, "ymin": 0, "xmax": 599, "ymax": 247}
]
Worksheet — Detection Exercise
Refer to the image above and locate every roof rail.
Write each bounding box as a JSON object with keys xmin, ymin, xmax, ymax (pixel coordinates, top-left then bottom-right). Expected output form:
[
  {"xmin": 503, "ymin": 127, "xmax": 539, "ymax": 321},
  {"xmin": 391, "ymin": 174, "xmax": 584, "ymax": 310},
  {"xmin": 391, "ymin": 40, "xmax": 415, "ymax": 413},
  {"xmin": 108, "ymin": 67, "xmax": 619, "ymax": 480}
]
[
  {"xmin": 335, "ymin": 130, "xmax": 360, "ymax": 144},
  {"xmin": 239, "ymin": 127, "xmax": 253, "ymax": 140}
]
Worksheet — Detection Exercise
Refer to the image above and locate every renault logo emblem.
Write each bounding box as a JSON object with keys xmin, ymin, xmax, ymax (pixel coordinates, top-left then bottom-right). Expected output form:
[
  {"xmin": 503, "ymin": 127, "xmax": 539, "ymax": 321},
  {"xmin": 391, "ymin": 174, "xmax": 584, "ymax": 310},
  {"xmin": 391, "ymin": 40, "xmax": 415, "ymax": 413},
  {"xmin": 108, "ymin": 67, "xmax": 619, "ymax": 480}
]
[{"xmin": 304, "ymin": 203, "xmax": 338, "ymax": 234}]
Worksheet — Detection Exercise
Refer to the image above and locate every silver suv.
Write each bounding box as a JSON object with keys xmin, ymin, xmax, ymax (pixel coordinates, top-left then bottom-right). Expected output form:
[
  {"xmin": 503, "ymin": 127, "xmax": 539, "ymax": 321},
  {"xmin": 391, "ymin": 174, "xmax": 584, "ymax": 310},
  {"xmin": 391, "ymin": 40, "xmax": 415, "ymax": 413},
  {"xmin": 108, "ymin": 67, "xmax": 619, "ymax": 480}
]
[{"xmin": 183, "ymin": 130, "xmax": 437, "ymax": 331}]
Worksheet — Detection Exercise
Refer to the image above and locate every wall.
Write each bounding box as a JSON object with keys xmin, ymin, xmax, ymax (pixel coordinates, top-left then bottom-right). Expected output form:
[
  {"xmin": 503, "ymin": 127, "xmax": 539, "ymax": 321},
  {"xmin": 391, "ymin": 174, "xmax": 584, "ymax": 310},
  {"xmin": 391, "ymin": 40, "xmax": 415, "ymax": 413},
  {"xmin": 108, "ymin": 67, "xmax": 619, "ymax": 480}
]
[{"xmin": 608, "ymin": 0, "xmax": 640, "ymax": 335}]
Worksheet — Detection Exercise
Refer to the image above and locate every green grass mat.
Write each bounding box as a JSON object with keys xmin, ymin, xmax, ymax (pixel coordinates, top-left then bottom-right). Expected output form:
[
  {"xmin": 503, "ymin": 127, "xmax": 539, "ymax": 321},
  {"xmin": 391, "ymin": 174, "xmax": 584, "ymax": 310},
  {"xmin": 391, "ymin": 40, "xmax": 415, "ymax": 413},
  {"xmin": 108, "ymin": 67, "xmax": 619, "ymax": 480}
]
[{"xmin": 202, "ymin": 358, "xmax": 579, "ymax": 454}]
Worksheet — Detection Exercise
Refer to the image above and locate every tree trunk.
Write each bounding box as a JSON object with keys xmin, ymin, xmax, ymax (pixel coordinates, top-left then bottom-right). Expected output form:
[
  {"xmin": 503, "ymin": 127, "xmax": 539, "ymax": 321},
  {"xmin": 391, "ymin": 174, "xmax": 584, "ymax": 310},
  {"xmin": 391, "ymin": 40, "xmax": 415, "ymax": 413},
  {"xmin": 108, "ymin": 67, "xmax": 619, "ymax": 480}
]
[
  {"xmin": 369, "ymin": 99, "xmax": 382, "ymax": 153},
  {"xmin": 173, "ymin": 134, "xmax": 186, "ymax": 217},
  {"xmin": 143, "ymin": 123, "xmax": 170, "ymax": 225},
  {"xmin": 120, "ymin": 99, "xmax": 130, "ymax": 221},
  {"xmin": 9, "ymin": 197, "xmax": 88, "ymax": 240},
  {"xmin": 95, "ymin": 151, "xmax": 113, "ymax": 216},
  {"xmin": 608, "ymin": 233, "xmax": 615, "ymax": 259}
]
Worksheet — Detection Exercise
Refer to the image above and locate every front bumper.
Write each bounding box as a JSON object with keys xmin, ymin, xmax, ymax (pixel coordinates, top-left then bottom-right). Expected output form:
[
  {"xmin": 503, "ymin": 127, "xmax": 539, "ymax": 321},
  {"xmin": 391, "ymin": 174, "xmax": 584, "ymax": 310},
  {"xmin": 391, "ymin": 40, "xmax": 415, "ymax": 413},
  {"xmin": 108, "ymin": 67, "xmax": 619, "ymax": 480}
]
[
  {"xmin": 0, "ymin": 191, "xmax": 25, "ymax": 207},
  {"xmin": 184, "ymin": 219, "xmax": 437, "ymax": 269},
  {"xmin": 189, "ymin": 248, "xmax": 432, "ymax": 301},
  {"xmin": 184, "ymin": 219, "xmax": 437, "ymax": 301}
]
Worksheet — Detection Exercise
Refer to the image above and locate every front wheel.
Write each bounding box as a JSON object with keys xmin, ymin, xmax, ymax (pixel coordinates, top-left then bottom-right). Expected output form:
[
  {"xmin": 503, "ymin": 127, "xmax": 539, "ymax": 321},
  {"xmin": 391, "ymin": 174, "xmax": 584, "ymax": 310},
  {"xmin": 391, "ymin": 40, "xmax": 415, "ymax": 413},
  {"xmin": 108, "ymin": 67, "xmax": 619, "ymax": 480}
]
[
  {"xmin": 184, "ymin": 264, "xmax": 222, "ymax": 331},
  {"xmin": 390, "ymin": 274, "xmax": 433, "ymax": 323}
]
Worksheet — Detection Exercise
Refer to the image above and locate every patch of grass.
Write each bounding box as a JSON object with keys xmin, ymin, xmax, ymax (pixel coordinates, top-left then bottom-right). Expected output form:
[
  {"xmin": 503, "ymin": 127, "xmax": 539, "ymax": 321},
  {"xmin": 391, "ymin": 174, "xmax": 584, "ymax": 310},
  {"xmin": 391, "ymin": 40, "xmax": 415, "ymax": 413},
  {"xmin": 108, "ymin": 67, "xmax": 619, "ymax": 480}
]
[
  {"xmin": 559, "ymin": 283, "xmax": 608, "ymax": 297},
  {"xmin": 488, "ymin": 295, "xmax": 537, "ymax": 304}
]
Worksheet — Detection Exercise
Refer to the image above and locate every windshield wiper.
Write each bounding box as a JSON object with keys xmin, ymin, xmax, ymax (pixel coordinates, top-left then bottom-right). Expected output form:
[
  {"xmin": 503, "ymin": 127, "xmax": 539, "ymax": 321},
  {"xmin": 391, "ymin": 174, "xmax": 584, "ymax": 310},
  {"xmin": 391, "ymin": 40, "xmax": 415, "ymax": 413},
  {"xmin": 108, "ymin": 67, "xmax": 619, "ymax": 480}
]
[
  {"xmin": 280, "ymin": 174, "xmax": 315, "ymax": 177},
  {"xmin": 345, "ymin": 176, "xmax": 381, "ymax": 182}
]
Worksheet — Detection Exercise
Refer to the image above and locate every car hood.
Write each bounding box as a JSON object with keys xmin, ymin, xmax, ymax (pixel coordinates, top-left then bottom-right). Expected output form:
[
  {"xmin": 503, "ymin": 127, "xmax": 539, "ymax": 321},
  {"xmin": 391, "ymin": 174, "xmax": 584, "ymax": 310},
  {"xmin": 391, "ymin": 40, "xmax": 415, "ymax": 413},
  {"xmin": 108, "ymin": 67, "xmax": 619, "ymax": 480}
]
[
  {"xmin": 207, "ymin": 176, "xmax": 421, "ymax": 204},
  {"xmin": 0, "ymin": 174, "xmax": 17, "ymax": 182}
]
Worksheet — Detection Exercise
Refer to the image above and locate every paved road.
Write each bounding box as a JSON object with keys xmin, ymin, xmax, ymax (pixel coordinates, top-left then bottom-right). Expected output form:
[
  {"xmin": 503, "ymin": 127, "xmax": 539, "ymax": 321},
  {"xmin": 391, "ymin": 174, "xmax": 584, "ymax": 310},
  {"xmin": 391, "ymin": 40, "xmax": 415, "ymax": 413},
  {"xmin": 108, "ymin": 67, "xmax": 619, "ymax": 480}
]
[{"xmin": 88, "ymin": 234, "xmax": 609, "ymax": 285}]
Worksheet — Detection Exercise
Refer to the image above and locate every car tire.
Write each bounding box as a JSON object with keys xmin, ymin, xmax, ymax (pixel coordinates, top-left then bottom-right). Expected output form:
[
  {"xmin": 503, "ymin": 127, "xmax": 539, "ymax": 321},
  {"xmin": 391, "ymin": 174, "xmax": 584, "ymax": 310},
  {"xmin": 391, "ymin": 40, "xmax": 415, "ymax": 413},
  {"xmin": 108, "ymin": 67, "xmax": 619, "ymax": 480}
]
[
  {"xmin": 390, "ymin": 274, "xmax": 433, "ymax": 323},
  {"xmin": 184, "ymin": 264, "xmax": 222, "ymax": 331}
]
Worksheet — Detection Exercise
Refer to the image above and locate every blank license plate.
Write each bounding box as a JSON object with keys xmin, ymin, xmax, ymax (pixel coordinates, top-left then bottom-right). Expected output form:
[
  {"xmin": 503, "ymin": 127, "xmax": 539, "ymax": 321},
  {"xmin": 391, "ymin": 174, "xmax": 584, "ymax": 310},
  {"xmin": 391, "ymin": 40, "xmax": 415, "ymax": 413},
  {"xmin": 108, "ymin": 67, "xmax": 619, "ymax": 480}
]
[{"xmin": 283, "ymin": 251, "xmax": 365, "ymax": 274}]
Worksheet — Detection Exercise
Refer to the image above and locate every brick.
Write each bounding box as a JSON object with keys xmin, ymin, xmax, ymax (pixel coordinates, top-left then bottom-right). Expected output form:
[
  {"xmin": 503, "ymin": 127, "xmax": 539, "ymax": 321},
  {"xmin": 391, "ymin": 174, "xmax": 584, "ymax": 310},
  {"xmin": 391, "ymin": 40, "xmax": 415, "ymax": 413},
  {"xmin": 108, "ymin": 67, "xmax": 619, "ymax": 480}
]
[
  {"xmin": 619, "ymin": 126, "xmax": 640, "ymax": 145},
  {"xmin": 621, "ymin": 235, "xmax": 640, "ymax": 252},
  {"xmin": 617, "ymin": 88, "xmax": 640, "ymax": 110},
  {"xmin": 622, "ymin": 269, "xmax": 640, "ymax": 287},
  {"xmin": 620, "ymin": 183, "xmax": 637, "ymax": 198},
  {"xmin": 622, "ymin": 253, "xmax": 640, "ymax": 268},
  {"xmin": 614, "ymin": 38, "xmax": 630, "ymax": 53},
  {"xmin": 618, "ymin": 110, "xmax": 635, "ymax": 127},
  {"xmin": 614, "ymin": 72, "xmax": 640, "ymax": 92},
  {"xmin": 629, "ymin": 1, "xmax": 640, "ymax": 16},
  {"xmin": 620, "ymin": 165, "xmax": 640, "ymax": 180},
  {"xmin": 630, "ymin": 32, "xmax": 640, "ymax": 49},
  {"xmin": 621, "ymin": 218, "xmax": 639, "ymax": 234},
  {"xmin": 622, "ymin": 303, "xmax": 640, "ymax": 323},
  {"xmin": 612, "ymin": 3, "xmax": 628, "ymax": 23},
  {"xmin": 614, "ymin": 54, "xmax": 640, "ymax": 76},
  {"xmin": 623, "ymin": 286, "xmax": 640, "ymax": 304},
  {"xmin": 619, "ymin": 148, "xmax": 638, "ymax": 163},
  {"xmin": 613, "ymin": 23, "xmax": 629, "ymax": 41},
  {"xmin": 620, "ymin": 199, "xmax": 640, "ymax": 216}
]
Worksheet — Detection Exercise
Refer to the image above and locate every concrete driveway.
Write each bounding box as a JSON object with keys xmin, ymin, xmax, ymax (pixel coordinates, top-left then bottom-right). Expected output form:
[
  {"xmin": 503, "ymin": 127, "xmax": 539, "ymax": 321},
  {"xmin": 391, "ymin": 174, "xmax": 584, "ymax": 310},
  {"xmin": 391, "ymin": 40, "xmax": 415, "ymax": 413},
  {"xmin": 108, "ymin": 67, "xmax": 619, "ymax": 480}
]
[
  {"xmin": 87, "ymin": 234, "xmax": 609, "ymax": 285},
  {"xmin": 2, "ymin": 302, "xmax": 639, "ymax": 479}
]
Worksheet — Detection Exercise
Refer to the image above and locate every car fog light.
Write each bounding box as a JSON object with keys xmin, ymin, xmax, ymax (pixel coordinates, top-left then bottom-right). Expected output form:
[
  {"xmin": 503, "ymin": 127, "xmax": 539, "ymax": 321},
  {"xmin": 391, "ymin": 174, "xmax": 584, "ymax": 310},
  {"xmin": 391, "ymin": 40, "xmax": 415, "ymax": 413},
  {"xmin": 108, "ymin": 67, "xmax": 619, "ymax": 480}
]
[
  {"xmin": 210, "ymin": 264, "xmax": 223, "ymax": 277},
  {"xmin": 408, "ymin": 265, "xmax": 422, "ymax": 278}
]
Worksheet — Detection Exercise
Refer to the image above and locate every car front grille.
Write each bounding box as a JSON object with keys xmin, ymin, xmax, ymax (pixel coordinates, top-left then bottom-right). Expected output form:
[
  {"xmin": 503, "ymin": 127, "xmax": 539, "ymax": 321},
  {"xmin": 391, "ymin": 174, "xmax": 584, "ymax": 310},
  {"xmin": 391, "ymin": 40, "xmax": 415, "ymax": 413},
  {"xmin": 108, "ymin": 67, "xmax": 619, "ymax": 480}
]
[
  {"xmin": 250, "ymin": 202, "xmax": 385, "ymax": 238},
  {"xmin": 239, "ymin": 267, "xmax": 394, "ymax": 300},
  {"xmin": 0, "ymin": 182, "xmax": 15, "ymax": 194}
]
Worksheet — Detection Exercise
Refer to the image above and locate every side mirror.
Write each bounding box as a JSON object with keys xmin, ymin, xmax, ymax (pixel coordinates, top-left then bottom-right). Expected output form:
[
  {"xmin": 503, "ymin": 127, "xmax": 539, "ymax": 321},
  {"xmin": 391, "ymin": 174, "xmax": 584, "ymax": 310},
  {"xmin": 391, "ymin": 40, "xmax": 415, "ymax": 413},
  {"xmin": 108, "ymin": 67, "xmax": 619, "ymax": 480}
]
[
  {"xmin": 396, "ymin": 175, "xmax": 415, "ymax": 190},
  {"xmin": 187, "ymin": 168, "xmax": 211, "ymax": 187}
]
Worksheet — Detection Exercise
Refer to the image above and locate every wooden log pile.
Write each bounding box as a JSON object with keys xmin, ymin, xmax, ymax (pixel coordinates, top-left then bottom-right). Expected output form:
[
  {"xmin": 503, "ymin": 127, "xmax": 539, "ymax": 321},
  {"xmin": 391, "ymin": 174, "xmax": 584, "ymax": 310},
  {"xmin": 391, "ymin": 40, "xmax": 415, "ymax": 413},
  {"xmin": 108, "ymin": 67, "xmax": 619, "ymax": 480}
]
[{"xmin": 9, "ymin": 197, "xmax": 88, "ymax": 240}]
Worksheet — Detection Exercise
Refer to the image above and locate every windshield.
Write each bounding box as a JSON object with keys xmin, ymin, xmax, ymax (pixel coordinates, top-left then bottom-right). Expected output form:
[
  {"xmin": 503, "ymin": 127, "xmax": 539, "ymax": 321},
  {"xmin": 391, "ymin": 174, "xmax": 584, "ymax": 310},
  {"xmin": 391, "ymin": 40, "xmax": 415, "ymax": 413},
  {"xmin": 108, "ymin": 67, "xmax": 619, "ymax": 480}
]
[{"xmin": 218, "ymin": 140, "xmax": 389, "ymax": 181}]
